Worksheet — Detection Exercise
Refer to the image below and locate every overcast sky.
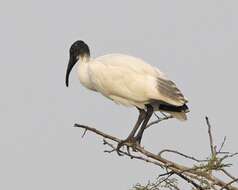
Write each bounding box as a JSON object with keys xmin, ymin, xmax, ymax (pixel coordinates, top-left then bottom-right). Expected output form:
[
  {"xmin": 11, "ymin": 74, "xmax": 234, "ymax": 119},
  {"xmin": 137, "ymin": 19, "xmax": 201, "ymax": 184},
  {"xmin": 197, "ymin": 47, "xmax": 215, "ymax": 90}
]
[{"xmin": 0, "ymin": 0, "xmax": 238, "ymax": 189}]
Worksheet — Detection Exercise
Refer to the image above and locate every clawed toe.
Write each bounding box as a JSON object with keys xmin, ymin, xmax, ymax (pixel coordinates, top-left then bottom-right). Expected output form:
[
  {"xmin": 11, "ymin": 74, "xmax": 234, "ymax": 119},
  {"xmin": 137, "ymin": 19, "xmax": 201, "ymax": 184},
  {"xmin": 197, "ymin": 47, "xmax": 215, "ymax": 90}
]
[
  {"xmin": 116, "ymin": 140, "xmax": 126, "ymax": 156},
  {"xmin": 116, "ymin": 137, "xmax": 140, "ymax": 155}
]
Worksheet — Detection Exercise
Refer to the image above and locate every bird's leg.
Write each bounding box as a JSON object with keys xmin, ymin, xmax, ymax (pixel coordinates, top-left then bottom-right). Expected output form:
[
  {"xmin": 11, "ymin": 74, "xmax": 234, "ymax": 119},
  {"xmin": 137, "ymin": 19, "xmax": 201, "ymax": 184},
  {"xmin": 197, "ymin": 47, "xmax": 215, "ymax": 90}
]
[
  {"xmin": 116, "ymin": 108, "xmax": 146, "ymax": 155},
  {"xmin": 126, "ymin": 108, "xmax": 146, "ymax": 140},
  {"xmin": 135, "ymin": 105, "xmax": 153, "ymax": 145}
]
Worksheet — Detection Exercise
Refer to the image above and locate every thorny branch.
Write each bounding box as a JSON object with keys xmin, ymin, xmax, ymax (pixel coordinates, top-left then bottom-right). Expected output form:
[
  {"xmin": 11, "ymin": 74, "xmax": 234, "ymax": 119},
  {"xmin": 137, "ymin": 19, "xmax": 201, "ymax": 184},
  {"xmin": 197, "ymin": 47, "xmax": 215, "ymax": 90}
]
[{"xmin": 74, "ymin": 114, "xmax": 238, "ymax": 190}]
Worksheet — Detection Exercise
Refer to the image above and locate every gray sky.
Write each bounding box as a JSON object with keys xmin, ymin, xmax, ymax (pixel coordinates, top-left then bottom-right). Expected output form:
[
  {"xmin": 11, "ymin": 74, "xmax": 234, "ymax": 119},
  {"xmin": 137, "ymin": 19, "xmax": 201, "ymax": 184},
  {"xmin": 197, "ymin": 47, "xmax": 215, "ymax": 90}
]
[{"xmin": 0, "ymin": 0, "xmax": 238, "ymax": 189}]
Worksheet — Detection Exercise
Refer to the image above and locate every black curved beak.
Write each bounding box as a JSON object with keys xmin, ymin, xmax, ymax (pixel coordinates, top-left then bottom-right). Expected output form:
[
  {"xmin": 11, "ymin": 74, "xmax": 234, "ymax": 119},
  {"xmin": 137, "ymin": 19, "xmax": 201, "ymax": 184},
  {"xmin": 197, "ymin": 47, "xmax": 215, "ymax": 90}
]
[{"xmin": 65, "ymin": 55, "xmax": 77, "ymax": 87}]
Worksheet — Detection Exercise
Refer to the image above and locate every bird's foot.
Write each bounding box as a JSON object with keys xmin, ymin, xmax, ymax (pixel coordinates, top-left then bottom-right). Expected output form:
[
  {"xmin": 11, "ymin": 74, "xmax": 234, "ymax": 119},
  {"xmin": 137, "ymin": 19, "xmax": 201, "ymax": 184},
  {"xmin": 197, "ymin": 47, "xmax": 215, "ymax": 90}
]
[{"xmin": 116, "ymin": 137, "xmax": 139, "ymax": 156}]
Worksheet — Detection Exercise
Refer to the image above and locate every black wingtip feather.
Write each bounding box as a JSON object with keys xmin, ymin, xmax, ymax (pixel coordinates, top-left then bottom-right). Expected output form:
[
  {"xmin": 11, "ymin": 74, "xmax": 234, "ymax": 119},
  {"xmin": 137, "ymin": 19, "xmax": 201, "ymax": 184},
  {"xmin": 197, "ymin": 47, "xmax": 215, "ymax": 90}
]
[{"xmin": 159, "ymin": 104, "xmax": 189, "ymax": 113}]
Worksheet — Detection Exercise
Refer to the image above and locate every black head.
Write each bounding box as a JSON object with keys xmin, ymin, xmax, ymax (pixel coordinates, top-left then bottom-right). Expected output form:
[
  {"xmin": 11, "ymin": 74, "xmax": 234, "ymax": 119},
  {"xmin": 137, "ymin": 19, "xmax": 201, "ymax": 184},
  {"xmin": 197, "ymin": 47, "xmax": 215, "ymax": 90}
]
[
  {"xmin": 65, "ymin": 40, "xmax": 90, "ymax": 87},
  {"xmin": 70, "ymin": 40, "xmax": 90, "ymax": 58}
]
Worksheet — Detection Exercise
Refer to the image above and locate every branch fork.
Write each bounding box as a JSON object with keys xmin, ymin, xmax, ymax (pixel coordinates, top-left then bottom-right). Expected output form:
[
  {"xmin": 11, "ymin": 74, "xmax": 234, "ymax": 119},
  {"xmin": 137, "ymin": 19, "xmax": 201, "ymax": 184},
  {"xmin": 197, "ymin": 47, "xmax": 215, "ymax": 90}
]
[{"xmin": 74, "ymin": 114, "xmax": 238, "ymax": 190}]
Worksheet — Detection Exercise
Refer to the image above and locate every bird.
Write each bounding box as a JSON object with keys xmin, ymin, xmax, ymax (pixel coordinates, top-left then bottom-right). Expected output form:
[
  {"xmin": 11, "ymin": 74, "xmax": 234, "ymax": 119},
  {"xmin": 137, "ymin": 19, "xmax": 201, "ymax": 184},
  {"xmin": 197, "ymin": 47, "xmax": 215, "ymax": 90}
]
[{"xmin": 65, "ymin": 40, "xmax": 189, "ymax": 150}]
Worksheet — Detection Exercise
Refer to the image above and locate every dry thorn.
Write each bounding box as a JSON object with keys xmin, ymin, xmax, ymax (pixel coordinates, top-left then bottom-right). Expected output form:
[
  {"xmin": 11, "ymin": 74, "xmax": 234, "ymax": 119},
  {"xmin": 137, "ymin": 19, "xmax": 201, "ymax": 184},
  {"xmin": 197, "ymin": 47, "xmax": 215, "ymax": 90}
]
[{"xmin": 218, "ymin": 136, "xmax": 227, "ymax": 153}]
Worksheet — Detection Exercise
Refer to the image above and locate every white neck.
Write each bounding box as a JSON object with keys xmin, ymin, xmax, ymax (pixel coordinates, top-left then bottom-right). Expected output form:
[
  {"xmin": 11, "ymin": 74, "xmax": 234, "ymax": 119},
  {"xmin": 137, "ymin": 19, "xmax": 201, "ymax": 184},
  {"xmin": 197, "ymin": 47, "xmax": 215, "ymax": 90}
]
[
  {"xmin": 79, "ymin": 55, "xmax": 90, "ymax": 63},
  {"xmin": 77, "ymin": 55, "xmax": 95, "ymax": 91}
]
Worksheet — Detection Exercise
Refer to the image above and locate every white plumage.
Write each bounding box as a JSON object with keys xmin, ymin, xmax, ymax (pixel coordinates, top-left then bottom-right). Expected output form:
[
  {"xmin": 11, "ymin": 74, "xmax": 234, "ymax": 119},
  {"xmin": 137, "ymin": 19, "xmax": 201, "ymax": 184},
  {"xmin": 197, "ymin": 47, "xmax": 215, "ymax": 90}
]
[
  {"xmin": 78, "ymin": 54, "xmax": 187, "ymax": 112},
  {"xmin": 65, "ymin": 40, "xmax": 189, "ymax": 147}
]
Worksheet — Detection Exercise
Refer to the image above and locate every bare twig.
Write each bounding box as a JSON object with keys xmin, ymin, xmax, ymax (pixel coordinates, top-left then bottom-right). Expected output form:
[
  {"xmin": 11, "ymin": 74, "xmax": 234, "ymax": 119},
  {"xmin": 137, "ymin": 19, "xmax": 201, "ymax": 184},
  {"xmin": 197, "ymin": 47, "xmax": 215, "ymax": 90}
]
[
  {"xmin": 81, "ymin": 128, "xmax": 87, "ymax": 138},
  {"xmin": 158, "ymin": 149, "xmax": 208, "ymax": 163},
  {"xmin": 221, "ymin": 179, "xmax": 238, "ymax": 190},
  {"xmin": 156, "ymin": 171, "xmax": 174, "ymax": 187},
  {"xmin": 102, "ymin": 139, "xmax": 164, "ymax": 168},
  {"xmin": 221, "ymin": 169, "xmax": 238, "ymax": 183},
  {"xmin": 175, "ymin": 172, "xmax": 203, "ymax": 190},
  {"xmin": 74, "ymin": 117, "xmax": 238, "ymax": 190},
  {"xmin": 157, "ymin": 171, "xmax": 174, "ymax": 179},
  {"xmin": 218, "ymin": 136, "xmax": 227, "ymax": 153},
  {"xmin": 146, "ymin": 113, "xmax": 173, "ymax": 129},
  {"xmin": 206, "ymin": 116, "xmax": 216, "ymax": 157}
]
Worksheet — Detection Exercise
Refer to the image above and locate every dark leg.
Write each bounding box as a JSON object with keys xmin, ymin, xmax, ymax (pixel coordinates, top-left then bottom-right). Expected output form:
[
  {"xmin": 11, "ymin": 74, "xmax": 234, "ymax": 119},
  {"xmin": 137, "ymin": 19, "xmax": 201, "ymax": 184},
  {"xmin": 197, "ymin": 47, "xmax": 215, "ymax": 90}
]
[
  {"xmin": 116, "ymin": 108, "xmax": 146, "ymax": 154},
  {"xmin": 135, "ymin": 105, "xmax": 153, "ymax": 144},
  {"xmin": 126, "ymin": 108, "xmax": 146, "ymax": 140}
]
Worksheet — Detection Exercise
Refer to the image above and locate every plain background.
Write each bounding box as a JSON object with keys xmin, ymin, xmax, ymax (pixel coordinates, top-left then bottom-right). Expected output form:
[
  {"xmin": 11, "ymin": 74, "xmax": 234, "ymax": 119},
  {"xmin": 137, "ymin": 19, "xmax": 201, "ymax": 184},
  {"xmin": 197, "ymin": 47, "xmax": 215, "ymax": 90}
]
[{"xmin": 0, "ymin": 0, "xmax": 237, "ymax": 189}]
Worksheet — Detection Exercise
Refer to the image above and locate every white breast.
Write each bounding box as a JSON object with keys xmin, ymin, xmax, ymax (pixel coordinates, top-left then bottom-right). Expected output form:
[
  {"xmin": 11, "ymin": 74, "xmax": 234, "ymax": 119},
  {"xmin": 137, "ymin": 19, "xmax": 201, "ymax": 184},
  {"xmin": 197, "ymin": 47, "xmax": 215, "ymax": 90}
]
[{"xmin": 77, "ymin": 61, "xmax": 96, "ymax": 91}]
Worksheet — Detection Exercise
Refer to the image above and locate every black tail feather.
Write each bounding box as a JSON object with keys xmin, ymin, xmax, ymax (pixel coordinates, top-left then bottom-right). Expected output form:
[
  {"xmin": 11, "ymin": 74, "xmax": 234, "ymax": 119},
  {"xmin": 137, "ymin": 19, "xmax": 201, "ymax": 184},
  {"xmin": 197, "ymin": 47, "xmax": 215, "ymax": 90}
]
[{"xmin": 159, "ymin": 104, "xmax": 189, "ymax": 112}]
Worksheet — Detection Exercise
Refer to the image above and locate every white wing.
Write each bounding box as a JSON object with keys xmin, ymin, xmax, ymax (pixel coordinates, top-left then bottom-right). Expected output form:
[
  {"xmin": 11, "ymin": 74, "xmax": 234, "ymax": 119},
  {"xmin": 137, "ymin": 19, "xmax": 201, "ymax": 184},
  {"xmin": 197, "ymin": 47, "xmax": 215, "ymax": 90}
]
[{"xmin": 88, "ymin": 54, "xmax": 187, "ymax": 106}]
